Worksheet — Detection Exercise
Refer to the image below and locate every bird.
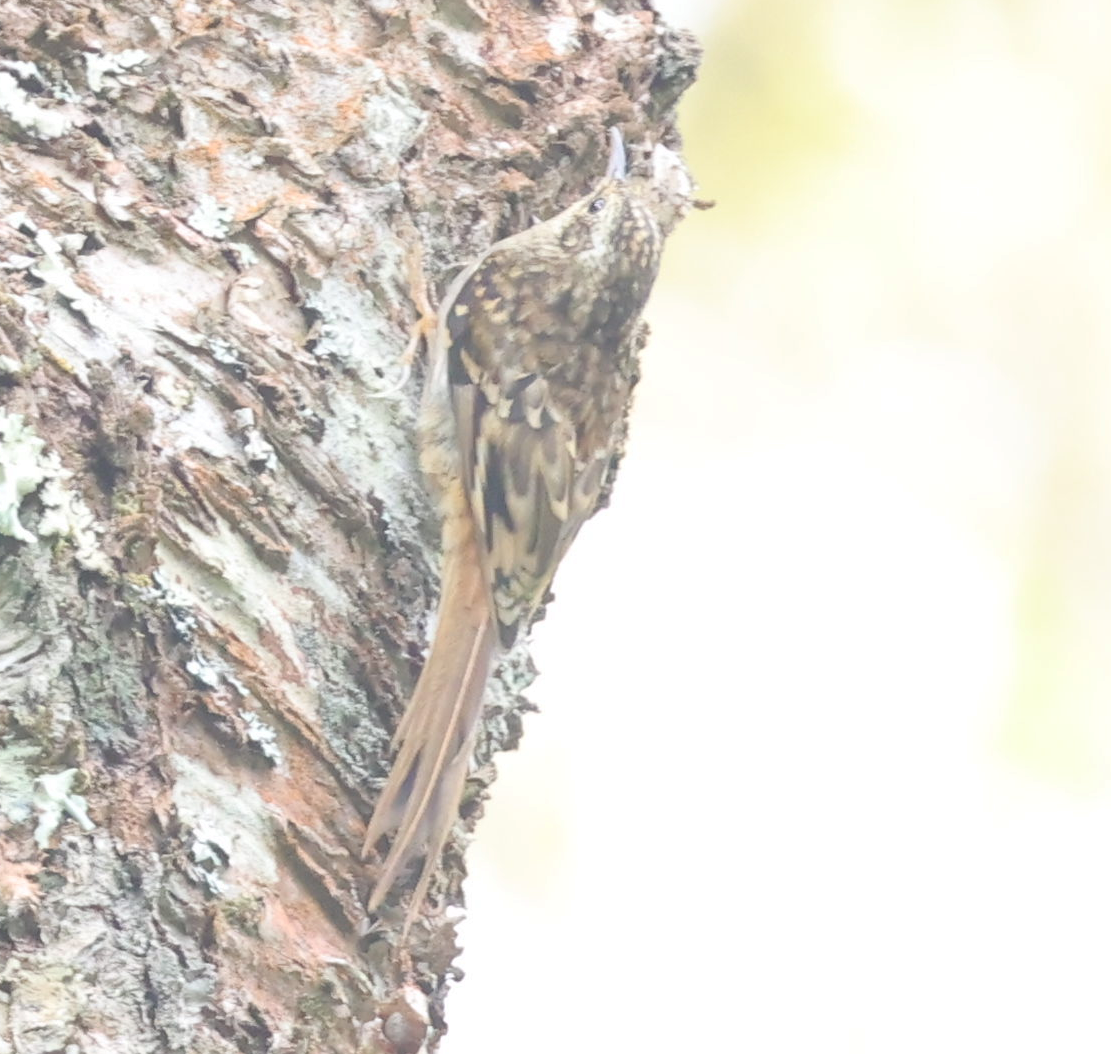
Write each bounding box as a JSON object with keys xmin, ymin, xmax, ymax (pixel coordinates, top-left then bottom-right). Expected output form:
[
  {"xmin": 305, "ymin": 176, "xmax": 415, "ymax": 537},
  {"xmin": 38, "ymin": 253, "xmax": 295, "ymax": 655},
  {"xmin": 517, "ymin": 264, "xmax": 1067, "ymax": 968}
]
[{"xmin": 362, "ymin": 127, "xmax": 664, "ymax": 932}]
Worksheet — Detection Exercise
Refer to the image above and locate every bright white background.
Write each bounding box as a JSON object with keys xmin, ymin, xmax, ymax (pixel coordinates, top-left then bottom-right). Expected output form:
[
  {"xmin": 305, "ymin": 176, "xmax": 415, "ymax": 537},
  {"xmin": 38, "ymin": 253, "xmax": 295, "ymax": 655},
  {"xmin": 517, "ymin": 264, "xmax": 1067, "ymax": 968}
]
[{"xmin": 446, "ymin": 2, "xmax": 1111, "ymax": 1051}]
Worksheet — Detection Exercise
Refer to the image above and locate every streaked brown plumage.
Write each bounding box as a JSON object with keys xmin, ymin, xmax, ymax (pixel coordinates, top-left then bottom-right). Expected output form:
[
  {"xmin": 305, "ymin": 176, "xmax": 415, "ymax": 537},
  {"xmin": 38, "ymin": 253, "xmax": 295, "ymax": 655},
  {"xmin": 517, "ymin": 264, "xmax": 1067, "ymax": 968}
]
[{"xmin": 362, "ymin": 129, "xmax": 663, "ymax": 931}]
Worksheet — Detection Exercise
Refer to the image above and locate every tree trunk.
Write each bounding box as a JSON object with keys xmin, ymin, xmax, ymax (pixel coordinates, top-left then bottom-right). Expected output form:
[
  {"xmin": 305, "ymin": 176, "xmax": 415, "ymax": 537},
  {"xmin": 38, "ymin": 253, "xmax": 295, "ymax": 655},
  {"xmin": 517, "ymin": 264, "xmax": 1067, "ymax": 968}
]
[{"xmin": 0, "ymin": 2, "xmax": 696, "ymax": 1050}]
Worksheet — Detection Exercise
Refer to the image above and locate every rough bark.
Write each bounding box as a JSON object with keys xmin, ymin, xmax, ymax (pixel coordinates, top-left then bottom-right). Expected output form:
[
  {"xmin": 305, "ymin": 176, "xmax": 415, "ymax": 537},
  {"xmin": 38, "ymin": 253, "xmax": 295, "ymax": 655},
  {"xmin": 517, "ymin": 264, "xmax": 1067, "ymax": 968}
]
[{"xmin": 0, "ymin": 1, "xmax": 697, "ymax": 1050}]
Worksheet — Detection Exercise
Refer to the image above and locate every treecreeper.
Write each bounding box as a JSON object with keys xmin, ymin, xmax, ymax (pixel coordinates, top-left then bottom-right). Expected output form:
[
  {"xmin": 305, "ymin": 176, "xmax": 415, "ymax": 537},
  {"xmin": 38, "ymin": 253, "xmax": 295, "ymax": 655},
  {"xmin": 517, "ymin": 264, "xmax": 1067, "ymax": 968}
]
[{"xmin": 362, "ymin": 129, "xmax": 665, "ymax": 933}]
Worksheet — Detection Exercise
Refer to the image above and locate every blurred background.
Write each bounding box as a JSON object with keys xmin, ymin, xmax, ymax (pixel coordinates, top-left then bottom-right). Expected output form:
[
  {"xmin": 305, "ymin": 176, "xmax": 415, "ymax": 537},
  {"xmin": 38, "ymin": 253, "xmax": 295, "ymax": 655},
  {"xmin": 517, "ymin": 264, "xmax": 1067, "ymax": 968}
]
[{"xmin": 447, "ymin": 2, "xmax": 1111, "ymax": 1051}]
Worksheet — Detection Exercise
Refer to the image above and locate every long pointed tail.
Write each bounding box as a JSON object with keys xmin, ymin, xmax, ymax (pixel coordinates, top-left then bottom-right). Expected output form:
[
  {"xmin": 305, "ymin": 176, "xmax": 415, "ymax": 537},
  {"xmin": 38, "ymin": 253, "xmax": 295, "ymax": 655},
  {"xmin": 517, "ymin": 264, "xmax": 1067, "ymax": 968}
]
[{"xmin": 362, "ymin": 511, "xmax": 495, "ymax": 927}]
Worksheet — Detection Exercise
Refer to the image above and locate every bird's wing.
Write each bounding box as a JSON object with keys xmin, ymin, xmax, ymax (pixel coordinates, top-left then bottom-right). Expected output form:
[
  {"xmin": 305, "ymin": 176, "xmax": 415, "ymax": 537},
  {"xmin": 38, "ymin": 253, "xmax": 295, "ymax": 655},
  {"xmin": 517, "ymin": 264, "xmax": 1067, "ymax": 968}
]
[{"xmin": 444, "ymin": 258, "xmax": 606, "ymax": 648}]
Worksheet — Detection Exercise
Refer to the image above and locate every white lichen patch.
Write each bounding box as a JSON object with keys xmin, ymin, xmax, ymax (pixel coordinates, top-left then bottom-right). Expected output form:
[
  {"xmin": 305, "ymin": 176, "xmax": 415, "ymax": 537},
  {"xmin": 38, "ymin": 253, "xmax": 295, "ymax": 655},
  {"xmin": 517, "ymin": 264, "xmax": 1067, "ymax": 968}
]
[
  {"xmin": 592, "ymin": 9, "xmax": 644, "ymax": 43},
  {"xmin": 37, "ymin": 455, "xmax": 112, "ymax": 574},
  {"xmin": 232, "ymin": 405, "xmax": 277, "ymax": 471},
  {"xmin": 546, "ymin": 16, "xmax": 580, "ymax": 57},
  {"xmin": 152, "ymin": 369, "xmax": 192, "ymax": 410},
  {"xmin": 21, "ymin": 227, "xmax": 104, "ymax": 330},
  {"xmin": 32, "ymin": 768, "xmax": 96, "ymax": 847},
  {"xmin": 185, "ymin": 654, "xmax": 222, "ymax": 689},
  {"xmin": 242, "ymin": 711, "xmax": 283, "ymax": 765},
  {"xmin": 0, "ymin": 59, "xmax": 42, "ymax": 82},
  {"xmin": 171, "ymin": 755, "xmax": 279, "ymax": 891},
  {"xmin": 184, "ymin": 643, "xmax": 289, "ymax": 762},
  {"xmin": 225, "ymin": 240, "xmax": 258, "ymax": 267},
  {"xmin": 148, "ymin": 568, "xmax": 199, "ymax": 638},
  {"xmin": 3, "ymin": 208, "xmax": 29, "ymax": 230},
  {"xmin": 189, "ymin": 835, "xmax": 229, "ymax": 894},
  {"xmin": 651, "ymin": 142, "xmax": 695, "ymax": 229},
  {"xmin": 0, "ymin": 71, "xmax": 72, "ymax": 139},
  {"xmin": 187, "ymin": 195, "xmax": 235, "ymax": 239},
  {"xmin": 0, "ymin": 412, "xmax": 48, "ymax": 543},
  {"xmin": 208, "ymin": 337, "xmax": 245, "ymax": 370},
  {"xmin": 652, "ymin": 142, "xmax": 693, "ymax": 196},
  {"xmin": 241, "ymin": 428, "xmax": 276, "ymax": 470},
  {"xmin": 0, "ymin": 412, "xmax": 110, "ymax": 570},
  {"xmin": 84, "ymin": 49, "xmax": 149, "ymax": 94}
]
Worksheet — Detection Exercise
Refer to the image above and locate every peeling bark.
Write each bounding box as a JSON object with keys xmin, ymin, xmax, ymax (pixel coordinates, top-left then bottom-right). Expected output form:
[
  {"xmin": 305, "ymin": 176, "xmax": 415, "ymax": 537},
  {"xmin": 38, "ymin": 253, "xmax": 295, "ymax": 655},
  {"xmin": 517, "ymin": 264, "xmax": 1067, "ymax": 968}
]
[{"xmin": 0, "ymin": 1, "xmax": 697, "ymax": 1050}]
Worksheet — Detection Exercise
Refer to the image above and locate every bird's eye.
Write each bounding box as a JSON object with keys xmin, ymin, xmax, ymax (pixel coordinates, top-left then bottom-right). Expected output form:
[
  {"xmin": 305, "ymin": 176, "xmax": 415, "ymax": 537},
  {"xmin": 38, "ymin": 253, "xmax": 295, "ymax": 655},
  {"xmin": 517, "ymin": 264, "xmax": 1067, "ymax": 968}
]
[{"xmin": 589, "ymin": 197, "xmax": 606, "ymax": 213}]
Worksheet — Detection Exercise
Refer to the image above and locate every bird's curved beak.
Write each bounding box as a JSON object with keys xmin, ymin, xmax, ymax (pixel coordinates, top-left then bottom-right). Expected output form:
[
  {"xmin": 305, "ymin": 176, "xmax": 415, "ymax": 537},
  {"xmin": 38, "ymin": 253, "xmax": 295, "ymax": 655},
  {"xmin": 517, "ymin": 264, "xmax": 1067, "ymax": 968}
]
[{"xmin": 606, "ymin": 127, "xmax": 627, "ymax": 181}]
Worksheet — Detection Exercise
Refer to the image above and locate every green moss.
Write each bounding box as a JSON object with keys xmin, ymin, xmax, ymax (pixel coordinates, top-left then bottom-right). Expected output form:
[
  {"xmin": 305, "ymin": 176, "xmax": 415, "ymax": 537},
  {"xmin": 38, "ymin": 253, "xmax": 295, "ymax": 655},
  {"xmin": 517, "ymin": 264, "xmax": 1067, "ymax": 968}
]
[{"xmin": 217, "ymin": 895, "xmax": 264, "ymax": 936}]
